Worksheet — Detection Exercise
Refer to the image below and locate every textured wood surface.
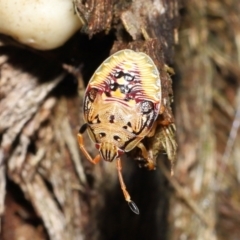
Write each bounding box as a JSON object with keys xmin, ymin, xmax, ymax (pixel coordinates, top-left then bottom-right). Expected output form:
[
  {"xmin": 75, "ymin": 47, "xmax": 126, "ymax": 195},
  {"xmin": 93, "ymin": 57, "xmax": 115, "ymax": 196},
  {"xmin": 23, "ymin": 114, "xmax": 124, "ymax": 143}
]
[{"xmin": 1, "ymin": 0, "xmax": 180, "ymax": 239}]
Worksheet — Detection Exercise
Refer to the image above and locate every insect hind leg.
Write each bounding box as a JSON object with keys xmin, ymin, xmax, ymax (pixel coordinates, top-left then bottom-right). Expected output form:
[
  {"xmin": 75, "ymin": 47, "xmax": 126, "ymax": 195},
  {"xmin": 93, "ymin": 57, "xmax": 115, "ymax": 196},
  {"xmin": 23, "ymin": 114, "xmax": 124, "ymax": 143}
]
[{"xmin": 136, "ymin": 142, "xmax": 156, "ymax": 170}]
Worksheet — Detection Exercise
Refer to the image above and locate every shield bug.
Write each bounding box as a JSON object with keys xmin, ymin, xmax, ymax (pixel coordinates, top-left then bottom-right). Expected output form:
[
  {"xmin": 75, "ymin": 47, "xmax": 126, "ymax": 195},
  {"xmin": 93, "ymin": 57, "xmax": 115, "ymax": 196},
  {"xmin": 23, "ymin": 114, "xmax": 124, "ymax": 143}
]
[{"xmin": 77, "ymin": 49, "xmax": 161, "ymax": 214}]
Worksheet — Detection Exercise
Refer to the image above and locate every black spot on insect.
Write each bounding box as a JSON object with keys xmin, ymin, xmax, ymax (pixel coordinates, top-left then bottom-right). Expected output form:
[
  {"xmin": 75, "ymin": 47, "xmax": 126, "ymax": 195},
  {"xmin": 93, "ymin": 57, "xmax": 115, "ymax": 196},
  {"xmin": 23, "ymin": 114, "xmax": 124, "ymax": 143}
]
[
  {"xmin": 120, "ymin": 85, "xmax": 126, "ymax": 93},
  {"xmin": 114, "ymin": 71, "xmax": 135, "ymax": 82},
  {"xmin": 114, "ymin": 71, "xmax": 124, "ymax": 78},
  {"xmin": 113, "ymin": 135, "xmax": 121, "ymax": 141},
  {"xmin": 120, "ymin": 84, "xmax": 132, "ymax": 94},
  {"xmin": 124, "ymin": 73, "xmax": 135, "ymax": 81},
  {"xmin": 91, "ymin": 114, "xmax": 101, "ymax": 124},
  {"xmin": 109, "ymin": 115, "xmax": 115, "ymax": 123},
  {"xmin": 127, "ymin": 122, "xmax": 132, "ymax": 127},
  {"xmin": 99, "ymin": 132, "xmax": 106, "ymax": 138},
  {"xmin": 110, "ymin": 82, "xmax": 118, "ymax": 91}
]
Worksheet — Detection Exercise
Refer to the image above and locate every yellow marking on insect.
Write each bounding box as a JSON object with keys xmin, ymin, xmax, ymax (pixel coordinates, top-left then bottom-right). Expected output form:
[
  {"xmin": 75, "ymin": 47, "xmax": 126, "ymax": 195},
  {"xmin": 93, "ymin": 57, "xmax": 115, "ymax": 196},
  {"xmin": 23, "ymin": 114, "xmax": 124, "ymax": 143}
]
[{"xmin": 89, "ymin": 50, "xmax": 161, "ymax": 104}]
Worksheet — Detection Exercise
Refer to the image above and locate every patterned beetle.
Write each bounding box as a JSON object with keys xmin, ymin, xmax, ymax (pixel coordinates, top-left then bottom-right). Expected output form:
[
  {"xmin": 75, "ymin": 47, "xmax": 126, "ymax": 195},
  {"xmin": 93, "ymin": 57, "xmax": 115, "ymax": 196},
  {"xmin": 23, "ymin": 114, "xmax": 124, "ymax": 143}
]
[{"xmin": 78, "ymin": 49, "xmax": 161, "ymax": 214}]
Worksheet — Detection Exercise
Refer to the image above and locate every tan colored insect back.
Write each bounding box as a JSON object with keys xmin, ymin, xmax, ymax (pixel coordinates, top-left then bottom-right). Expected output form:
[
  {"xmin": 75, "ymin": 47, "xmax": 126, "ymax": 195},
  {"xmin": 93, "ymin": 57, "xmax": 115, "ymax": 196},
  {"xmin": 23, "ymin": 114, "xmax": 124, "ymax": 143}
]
[{"xmin": 78, "ymin": 49, "xmax": 161, "ymax": 214}]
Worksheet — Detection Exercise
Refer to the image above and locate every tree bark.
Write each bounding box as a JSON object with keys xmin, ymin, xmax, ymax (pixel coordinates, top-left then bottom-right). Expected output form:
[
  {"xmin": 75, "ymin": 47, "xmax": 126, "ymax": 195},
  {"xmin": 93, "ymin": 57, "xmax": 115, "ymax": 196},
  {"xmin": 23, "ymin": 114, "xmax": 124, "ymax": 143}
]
[{"xmin": 5, "ymin": 0, "xmax": 240, "ymax": 240}]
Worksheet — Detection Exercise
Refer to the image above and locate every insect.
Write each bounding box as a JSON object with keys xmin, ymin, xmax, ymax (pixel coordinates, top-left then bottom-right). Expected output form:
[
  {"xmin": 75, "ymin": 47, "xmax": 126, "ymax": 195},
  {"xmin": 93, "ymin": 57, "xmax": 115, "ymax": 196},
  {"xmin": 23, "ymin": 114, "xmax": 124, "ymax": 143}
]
[{"xmin": 77, "ymin": 49, "xmax": 161, "ymax": 214}]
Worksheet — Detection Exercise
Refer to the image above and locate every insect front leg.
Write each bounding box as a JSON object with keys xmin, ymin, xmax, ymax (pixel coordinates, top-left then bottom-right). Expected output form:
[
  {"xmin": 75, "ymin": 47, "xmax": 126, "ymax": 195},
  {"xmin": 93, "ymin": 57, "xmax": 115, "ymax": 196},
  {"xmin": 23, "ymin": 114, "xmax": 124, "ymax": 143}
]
[
  {"xmin": 116, "ymin": 159, "xmax": 139, "ymax": 214},
  {"xmin": 136, "ymin": 142, "xmax": 156, "ymax": 170},
  {"xmin": 77, "ymin": 123, "xmax": 101, "ymax": 164}
]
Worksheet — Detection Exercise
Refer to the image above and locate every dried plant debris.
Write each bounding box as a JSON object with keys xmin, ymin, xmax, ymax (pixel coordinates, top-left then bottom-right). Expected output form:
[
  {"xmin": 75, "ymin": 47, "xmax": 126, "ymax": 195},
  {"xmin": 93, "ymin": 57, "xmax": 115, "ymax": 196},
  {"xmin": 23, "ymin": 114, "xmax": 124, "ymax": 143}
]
[
  {"xmin": 0, "ymin": 49, "xmax": 89, "ymax": 239},
  {"xmin": 0, "ymin": 0, "xmax": 180, "ymax": 239},
  {"xmin": 74, "ymin": 0, "xmax": 113, "ymax": 37},
  {"xmin": 169, "ymin": 0, "xmax": 240, "ymax": 239},
  {"xmin": 74, "ymin": 0, "xmax": 179, "ymax": 62},
  {"xmin": 119, "ymin": 0, "xmax": 179, "ymax": 61},
  {"xmin": 0, "ymin": 52, "xmax": 63, "ymax": 221}
]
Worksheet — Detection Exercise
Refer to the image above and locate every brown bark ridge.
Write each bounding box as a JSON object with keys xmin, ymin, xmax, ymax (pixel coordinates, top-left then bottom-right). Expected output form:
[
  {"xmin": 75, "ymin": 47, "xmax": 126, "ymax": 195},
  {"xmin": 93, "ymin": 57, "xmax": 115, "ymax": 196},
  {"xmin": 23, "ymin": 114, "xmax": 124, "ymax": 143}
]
[
  {"xmin": 169, "ymin": 0, "xmax": 240, "ymax": 240},
  {"xmin": 0, "ymin": 0, "xmax": 181, "ymax": 239}
]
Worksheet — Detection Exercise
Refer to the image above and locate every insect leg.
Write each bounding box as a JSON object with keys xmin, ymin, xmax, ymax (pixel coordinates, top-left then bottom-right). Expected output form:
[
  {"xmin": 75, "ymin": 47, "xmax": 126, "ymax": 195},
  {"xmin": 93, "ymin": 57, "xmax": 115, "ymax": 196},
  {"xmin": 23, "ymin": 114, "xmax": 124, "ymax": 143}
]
[
  {"xmin": 116, "ymin": 159, "xmax": 139, "ymax": 215},
  {"xmin": 147, "ymin": 122, "xmax": 158, "ymax": 138},
  {"xmin": 77, "ymin": 124, "xmax": 101, "ymax": 164},
  {"xmin": 136, "ymin": 142, "xmax": 156, "ymax": 170}
]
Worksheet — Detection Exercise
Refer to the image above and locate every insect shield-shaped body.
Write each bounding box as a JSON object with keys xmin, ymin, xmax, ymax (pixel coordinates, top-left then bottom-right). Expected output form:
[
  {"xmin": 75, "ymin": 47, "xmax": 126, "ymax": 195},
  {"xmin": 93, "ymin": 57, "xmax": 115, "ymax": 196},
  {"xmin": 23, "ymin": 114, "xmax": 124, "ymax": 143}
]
[{"xmin": 78, "ymin": 49, "xmax": 161, "ymax": 214}]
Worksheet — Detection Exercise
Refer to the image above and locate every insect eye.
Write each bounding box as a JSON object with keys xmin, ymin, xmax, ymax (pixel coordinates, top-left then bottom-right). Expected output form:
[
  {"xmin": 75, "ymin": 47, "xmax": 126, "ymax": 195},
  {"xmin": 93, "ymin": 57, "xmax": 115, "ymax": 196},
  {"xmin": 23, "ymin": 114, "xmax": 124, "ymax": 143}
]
[
  {"xmin": 113, "ymin": 135, "xmax": 121, "ymax": 142},
  {"xmin": 99, "ymin": 133, "xmax": 106, "ymax": 138}
]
